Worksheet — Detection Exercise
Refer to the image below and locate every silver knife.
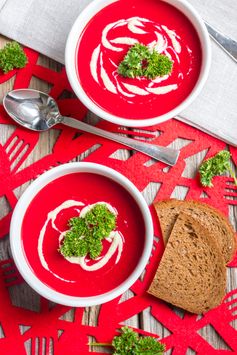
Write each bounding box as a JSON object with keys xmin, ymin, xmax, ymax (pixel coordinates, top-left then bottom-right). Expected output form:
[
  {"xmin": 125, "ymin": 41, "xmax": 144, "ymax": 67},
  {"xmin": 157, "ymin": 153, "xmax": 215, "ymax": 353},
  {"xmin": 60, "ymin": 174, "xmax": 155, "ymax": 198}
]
[{"xmin": 205, "ymin": 21, "xmax": 237, "ymax": 63}]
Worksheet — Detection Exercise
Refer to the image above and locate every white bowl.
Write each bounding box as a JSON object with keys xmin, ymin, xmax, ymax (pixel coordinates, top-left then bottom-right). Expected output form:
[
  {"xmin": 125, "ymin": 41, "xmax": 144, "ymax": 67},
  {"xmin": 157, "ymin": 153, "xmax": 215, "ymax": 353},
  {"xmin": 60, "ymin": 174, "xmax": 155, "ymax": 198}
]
[
  {"xmin": 65, "ymin": 0, "xmax": 211, "ymax": 127},
  {"xmin": 10, "ymin": 162, "xmax": 153, "ymax": 307}
]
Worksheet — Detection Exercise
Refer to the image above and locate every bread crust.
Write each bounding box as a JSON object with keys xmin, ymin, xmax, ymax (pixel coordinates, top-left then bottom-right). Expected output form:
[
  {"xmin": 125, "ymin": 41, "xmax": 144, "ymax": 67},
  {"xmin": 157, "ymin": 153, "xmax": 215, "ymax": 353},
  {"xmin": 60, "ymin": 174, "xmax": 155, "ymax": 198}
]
[
  {"xmin": 154, "ymin": 199, "xmax": 237, "ymax": 264},
  {"xmin": 148, "ymin": 213, "xmax": 226, "ymax": 314}
]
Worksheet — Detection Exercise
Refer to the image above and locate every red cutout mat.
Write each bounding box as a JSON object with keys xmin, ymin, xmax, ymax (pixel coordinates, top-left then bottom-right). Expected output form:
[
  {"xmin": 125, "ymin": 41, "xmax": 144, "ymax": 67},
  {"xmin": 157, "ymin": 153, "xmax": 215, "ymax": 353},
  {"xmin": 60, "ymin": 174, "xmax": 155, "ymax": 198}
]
[{"xmin": 0, "ymin": 48, "xmax": 237, "ymax": 354}]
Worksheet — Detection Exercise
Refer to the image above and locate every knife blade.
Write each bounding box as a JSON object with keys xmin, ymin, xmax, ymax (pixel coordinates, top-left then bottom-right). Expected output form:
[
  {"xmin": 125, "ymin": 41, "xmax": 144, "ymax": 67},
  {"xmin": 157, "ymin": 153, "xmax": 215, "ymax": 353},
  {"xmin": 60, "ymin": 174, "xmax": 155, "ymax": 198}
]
[{"xmin": 205, "ymin": 21, "xmax": 237, "ymax": 63}]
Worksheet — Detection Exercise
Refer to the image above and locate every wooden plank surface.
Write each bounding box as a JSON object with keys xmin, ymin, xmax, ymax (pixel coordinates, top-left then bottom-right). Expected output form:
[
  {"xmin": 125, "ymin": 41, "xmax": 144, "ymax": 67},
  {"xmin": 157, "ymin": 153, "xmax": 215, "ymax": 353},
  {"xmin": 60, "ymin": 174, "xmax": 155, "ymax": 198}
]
[{"xmin": 0, "ymin": 35, "xmax": 236, "ymax": 354}]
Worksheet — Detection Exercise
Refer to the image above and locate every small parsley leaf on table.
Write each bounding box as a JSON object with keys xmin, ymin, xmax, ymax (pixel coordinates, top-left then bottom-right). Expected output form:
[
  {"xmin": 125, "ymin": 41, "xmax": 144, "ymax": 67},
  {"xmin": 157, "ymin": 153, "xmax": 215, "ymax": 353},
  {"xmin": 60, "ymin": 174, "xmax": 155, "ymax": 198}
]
[
  {"xmin": 199, "ymin": 150, "xmax": 237, "ymax": 187},
  {"xmin": 90, "ymin": 326, "xmax": 165, "ymax": 354},
  {"xmin": 0, "ymin": 41, "xmax": 27, "ymax": 73}
]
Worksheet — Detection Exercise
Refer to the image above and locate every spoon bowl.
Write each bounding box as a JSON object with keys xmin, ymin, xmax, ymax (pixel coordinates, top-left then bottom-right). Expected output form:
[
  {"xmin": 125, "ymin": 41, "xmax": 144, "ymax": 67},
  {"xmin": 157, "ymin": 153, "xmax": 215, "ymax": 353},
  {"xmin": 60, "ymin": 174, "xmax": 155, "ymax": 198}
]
[
  {"xmin": 3, "ymin": 89, "xmax": 180, "ymax": 166},
  {"xmin": 3, "ymin": 89, "xmax": 61, "ymax": 131}
]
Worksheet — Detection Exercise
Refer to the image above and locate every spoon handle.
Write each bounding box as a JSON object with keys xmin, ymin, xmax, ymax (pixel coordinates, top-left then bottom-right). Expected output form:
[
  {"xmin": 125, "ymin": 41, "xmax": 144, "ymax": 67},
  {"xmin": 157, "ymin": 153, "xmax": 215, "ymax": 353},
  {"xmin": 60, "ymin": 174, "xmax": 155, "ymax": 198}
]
[{"xmin": 61, "ymin": 116, "xmax": 179, "ymax": 166}]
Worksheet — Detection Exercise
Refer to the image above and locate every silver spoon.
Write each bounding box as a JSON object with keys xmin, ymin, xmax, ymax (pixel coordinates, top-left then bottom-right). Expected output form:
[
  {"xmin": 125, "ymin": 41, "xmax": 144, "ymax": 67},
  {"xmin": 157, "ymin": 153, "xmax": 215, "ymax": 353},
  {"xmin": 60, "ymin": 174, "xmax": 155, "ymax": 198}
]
[{"xmin": 3, "ymin": 89, "xmax": 179, "ymax": 166}]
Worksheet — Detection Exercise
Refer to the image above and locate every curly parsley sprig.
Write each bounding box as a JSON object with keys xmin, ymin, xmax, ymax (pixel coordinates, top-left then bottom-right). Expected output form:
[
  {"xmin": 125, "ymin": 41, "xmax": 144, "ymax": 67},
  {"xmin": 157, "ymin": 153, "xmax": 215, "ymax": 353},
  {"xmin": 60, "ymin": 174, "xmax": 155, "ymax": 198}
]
[
  {"xmin": 118, "ymin": 43, "xmax": 173, "ymax": 79},
  {"xmin": 0, "ymin": 41, "xmax": 27, "ymax": 73},
  {"xmin": 199, "ymin": 150, "xmax": 237, "ymax": 187},
  {"xmin": 90, "ymin": 326, "xmax": 165, "ymax": 354},
  {"xmin": 60, "ymin": 203, "xmax": 116, "ymax": 260}
]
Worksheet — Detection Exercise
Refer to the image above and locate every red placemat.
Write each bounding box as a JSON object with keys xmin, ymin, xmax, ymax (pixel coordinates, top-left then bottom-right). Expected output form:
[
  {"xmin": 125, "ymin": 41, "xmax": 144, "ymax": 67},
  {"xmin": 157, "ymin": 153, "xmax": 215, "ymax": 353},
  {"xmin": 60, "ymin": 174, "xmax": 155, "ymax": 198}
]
[{"xmin": 0, "ymin": 47, "xmax": 237, "ymax": 354}]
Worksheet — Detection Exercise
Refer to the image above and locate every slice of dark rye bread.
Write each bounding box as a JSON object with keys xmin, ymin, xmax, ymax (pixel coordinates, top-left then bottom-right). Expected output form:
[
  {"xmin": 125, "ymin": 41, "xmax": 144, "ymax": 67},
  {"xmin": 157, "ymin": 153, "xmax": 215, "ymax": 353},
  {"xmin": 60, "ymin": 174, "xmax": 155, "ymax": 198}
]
[
  {"xmin": 148, "ymin": 213, "xmax": 226, "ymax": 314},
  {"xmin": 154, "ymin": 199, "xmax": 236, "ymax": 264}
]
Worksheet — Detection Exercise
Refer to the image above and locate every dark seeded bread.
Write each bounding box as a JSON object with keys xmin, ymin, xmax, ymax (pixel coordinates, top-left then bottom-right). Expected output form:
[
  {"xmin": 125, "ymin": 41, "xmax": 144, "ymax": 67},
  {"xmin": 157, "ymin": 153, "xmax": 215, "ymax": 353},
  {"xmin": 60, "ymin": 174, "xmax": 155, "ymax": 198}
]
[
  {"xmin": 148, "ymin": 213, "xmax": 226, "ymax": 314},
  {"xmin": 154, "ymin": 199, "xmax": 236, "ymax": 264}
]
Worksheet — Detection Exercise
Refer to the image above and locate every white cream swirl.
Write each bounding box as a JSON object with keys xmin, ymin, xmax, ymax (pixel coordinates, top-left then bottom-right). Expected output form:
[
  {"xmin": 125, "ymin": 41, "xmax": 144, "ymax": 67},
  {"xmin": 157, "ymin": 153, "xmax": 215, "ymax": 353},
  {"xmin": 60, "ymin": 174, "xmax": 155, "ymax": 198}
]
[
  {"xmin": 38, "ymin": 201, "xmax": 124, "ymax": 279},
  {"xmin": 90, "ymin": 16, "xmax": 186, "ymax": 99},
  {"xmin": 38, "ymin": 200, "xmax": 84, "ymax": 283}
]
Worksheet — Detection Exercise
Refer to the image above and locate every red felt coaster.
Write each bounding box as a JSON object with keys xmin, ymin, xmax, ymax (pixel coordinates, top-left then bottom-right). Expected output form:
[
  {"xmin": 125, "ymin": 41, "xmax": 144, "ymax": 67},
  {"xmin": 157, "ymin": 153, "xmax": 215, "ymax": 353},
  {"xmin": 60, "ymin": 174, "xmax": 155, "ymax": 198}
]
[{"xmin": 0, "ymin": 47, "xmax": 237, "ymax": 354}]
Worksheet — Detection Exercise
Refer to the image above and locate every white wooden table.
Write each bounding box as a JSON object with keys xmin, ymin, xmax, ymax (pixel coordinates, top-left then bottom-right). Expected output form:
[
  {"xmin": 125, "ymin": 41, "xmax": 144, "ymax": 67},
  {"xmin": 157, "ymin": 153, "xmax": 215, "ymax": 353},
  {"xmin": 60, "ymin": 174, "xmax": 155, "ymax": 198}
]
[{"xmin": 0, "ymin": 34, "xmax": 236, "ymax": 354}]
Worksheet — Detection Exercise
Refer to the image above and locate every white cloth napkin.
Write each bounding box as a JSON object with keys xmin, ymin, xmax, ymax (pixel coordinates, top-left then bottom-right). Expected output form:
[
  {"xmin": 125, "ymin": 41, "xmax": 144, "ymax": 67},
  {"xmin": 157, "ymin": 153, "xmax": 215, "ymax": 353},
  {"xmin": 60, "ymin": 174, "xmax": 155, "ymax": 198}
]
[{"xmin": 0, "ymin": 0, "xmax": 236, "ymax": 146}]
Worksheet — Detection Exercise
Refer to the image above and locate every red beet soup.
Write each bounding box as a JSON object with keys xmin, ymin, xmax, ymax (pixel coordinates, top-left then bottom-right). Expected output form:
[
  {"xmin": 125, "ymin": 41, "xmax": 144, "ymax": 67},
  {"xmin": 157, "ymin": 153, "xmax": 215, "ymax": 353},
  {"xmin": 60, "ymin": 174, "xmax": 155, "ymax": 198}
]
[
  {"xmin": 76, "ymin": 0, "xmax": 202, "ymax": 120},
  {"xmin": 21, "ymin": 173, "xmax": 145, "ymax": 297}
]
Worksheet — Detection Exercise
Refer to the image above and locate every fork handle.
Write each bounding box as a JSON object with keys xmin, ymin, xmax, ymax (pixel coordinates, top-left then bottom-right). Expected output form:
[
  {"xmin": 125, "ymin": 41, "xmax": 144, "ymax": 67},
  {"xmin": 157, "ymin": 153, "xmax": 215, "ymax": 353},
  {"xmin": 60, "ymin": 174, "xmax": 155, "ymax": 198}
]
[{"xmin": 61, "ymin": 116, "xmax": 180, "ymax": 166}]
